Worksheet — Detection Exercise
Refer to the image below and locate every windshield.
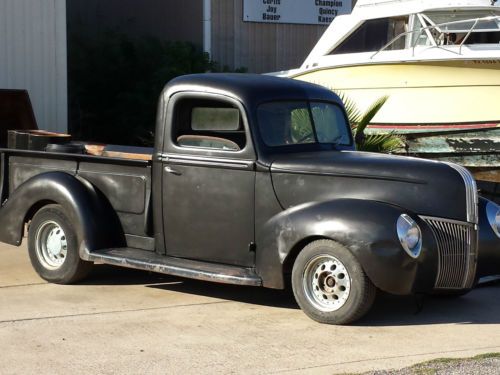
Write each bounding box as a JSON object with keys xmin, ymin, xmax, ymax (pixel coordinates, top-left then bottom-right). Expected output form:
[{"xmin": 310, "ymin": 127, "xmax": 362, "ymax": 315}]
[
  {"xmin": 257, "ymin": 101, "xmax": 351, "ymax": 147},
  {"xmin": 424, "ymin": 10, "xmax": 500, "ymax": 33},
  {"xmin": 415, "ymin": 10, "xmax": 500, "ymax": 46},
  {"xmin": 331, "ymin": 9, "xmax": 500, "ymax": 56}
]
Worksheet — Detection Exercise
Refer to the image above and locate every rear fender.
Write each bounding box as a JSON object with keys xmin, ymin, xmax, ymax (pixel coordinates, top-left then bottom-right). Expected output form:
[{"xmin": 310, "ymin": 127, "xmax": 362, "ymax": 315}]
[
  {"xmin": 256, "ymin": 199, "xmax": 438, "ymax": 294},
  {"xmin": 0, "ymin": 172, "xmax": 125, "ymax": 251}
]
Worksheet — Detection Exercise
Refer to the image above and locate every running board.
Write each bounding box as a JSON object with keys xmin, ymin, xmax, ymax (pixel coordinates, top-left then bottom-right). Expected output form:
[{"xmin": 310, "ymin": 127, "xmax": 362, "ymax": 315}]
[{"xmin": 86, "ymin": 247, "xmax": 262, "ymax": 286}]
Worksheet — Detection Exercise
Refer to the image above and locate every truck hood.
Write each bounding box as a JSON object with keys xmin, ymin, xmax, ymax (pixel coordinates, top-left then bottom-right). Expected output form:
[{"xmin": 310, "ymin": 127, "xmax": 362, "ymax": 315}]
[{"xmin": 270, "ymin": 151, "xmax": 469, "ymax": 222}]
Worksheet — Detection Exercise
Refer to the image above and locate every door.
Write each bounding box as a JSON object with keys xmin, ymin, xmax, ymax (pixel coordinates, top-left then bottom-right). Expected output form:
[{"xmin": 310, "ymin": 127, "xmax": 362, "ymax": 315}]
[{"xmin": 161, "ymin": 94, "xmax": 256, "ymax": 267}]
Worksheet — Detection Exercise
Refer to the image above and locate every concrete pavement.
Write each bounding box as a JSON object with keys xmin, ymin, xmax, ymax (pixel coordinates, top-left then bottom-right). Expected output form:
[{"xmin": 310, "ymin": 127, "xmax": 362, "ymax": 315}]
[{"xmin": 1, "ymin": 242, "xmax": 499, "ymax": 374}]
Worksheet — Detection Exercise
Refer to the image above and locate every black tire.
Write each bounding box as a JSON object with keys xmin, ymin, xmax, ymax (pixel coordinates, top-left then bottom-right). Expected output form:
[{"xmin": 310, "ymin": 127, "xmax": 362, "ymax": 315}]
[
  {"xmin": 28, "ymin": 204, "xmax": 92, "ymax": 284},
  {"xmin": 432, "ymin": 289, "xmax": 472, "ymax": 298},
  {"xmin": 291, "ymin": 239, "xmax": 376, "ymax": 325}
]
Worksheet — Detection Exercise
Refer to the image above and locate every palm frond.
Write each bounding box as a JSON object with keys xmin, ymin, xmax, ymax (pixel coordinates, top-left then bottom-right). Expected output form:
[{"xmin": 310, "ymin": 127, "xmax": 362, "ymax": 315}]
[
  {"xmin": 313, "ymin": 86, "xmax": 405, "ymax": 153},
  {"xmin": 356, "ymin": 95, "xmax": 389, "ymax": 134},
  {"xmin": 333, "ymin": 90, "xmax": 361, "ymax": 125},
  {"xmin": 359, "ymin": 132, "xmax": 405, "ymax": 153}
]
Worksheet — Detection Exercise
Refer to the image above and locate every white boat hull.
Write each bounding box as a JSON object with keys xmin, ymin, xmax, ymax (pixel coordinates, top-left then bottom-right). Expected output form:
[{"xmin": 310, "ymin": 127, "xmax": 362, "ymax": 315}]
[{"xmin": 293, "ymin": 60, "xmax": 500, "ymax": 125}]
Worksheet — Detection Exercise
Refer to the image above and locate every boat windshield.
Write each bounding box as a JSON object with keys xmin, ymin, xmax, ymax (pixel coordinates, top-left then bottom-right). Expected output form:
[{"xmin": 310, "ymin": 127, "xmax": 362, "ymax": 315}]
[
  {"xmin": 425, "ymin": 10, "xmax": 500, "ymax": 33},
  {"xmin": 416, "ymin": 10, "xmax": 500, "ymax": 46},
  {"xmin": 257, "ymin": 101, "xmax": 352, "ymax": 148},
  {"xmin": 330, "ymin": 9, "xmax": 500, "ymax": 56}
]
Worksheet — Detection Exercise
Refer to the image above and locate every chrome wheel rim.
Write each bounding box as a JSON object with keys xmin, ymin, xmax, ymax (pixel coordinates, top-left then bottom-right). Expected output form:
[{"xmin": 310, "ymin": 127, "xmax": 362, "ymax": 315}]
[
  {"xmin": 302, "ymin": 254, "xmax": 351, "ymax": 312},
  {"xmin": 35, "ymin": 220, "xmax": 68, "ymax": 270}
]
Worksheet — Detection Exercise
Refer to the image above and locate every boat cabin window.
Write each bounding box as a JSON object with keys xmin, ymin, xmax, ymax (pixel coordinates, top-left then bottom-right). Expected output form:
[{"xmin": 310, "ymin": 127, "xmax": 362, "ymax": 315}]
[
  {"xmin": 421, "ymin": 10, "xmax": 500, "ymax": 46},
  {"xmin": 330, "ymin": 16, "xmax": 408, "ymax": 54}
]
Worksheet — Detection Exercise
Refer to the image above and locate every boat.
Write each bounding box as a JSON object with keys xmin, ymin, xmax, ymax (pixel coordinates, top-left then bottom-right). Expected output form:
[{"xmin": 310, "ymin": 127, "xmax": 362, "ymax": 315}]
[{"xmin": 277, "ymin": 0, "xmax": 500, "ymax": 191}]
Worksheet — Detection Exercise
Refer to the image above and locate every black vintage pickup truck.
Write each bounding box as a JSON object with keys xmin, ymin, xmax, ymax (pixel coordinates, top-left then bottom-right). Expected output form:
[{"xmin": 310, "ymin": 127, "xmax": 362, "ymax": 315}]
[{"xmin": 1, "ymin": 74, "xmax": 499, "ymax": 324}]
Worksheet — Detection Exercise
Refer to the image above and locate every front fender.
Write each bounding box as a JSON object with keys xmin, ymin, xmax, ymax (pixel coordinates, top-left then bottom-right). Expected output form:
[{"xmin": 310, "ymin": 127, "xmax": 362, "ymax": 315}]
[
  {"xmin": 0, "ymin": 172, "xmax": 125, "ymax": 251},
  {"xmin": 256, "ymin": 199, "xmax": 438, "ymax": 294},
  {"xmin": 477, "ymin": 197, "xmax": 500, "ymax": 278}
]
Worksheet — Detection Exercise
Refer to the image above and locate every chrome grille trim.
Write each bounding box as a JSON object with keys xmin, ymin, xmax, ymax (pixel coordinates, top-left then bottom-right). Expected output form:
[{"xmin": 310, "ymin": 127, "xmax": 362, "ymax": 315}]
[
  {"xmin": 445, "ymin": 162, "xmax": 479, "ymax": 224},
  {"xmin": 421, "ymin": 216, "xmax": 477, "ymax": 290}
]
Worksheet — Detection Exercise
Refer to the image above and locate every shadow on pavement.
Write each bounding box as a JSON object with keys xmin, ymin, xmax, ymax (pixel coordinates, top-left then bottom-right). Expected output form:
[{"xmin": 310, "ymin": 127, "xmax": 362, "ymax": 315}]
[
  {"xmin": 81, "ymin": 265, "xmax": 174, "ymax": 286},
  {"xmin": 357, "ymin": 280, "xmax": 500, "ymax": 327},
  {"xmin": 81, "ymin": 265, "xmax": 298, "ymax": 309},
  {"xmin": 149, "ymin": 279, "xmax": 299, "ymax": 309},
  {"xmin": 82, "ymin": 265, "xmax": 500, "ymax": 324}
]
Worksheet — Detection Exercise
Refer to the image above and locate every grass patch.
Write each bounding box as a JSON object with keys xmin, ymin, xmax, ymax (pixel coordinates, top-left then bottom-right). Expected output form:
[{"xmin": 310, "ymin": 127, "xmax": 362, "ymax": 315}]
[
  {"xmin": 473, "ymin": 352, "xmax": 500, "ymax": 360},
  {"xmin": 343, "ymin": 352, "xmax": 500, "ymax": 375},
  {"xmin": 411, "ymin": 352, "xmax": 500, "ymax": 369}
]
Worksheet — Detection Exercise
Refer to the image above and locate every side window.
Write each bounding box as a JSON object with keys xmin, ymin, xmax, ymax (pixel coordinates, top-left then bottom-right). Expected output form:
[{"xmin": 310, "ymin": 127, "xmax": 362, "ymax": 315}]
[
  {"xmin": 173, "ymin": 98, "xmax": 246, "ymax": 151},
  {"xmin": 331, "ymin": 17, "xmax": 408, "ymax": 54}
]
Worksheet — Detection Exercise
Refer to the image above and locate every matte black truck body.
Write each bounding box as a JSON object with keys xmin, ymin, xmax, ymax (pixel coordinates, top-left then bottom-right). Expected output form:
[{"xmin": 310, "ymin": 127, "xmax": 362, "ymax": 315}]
[{"xmin": 1, "ymin": 74, "xmax": 499, "ymax": 324}]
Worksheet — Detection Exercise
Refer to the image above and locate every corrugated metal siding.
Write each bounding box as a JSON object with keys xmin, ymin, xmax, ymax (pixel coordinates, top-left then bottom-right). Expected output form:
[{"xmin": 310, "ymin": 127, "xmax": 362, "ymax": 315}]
[
  {"xmin": 211, "ymin": 0, "xmax": 329, "ymax": 73},
  {"xmin": 0, "ymin": 0, "xmax": 67, "ymax": 133}
]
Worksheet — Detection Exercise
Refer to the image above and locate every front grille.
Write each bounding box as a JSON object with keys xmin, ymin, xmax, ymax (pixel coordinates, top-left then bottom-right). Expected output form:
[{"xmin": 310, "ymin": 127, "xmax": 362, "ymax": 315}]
[
  {"xmin": 421, "ymin": 216, "xmax": 477, "ymax": 290},
  {"xmin": 445, "ymin": 162, "xmax": 478, "ymax": 224}
]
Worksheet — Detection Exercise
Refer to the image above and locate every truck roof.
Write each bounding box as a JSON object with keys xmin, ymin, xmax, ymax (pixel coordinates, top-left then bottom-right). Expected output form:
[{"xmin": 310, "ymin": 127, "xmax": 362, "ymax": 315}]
[{"xmin": 162, "ymin": 73, "xmax": 343, "ymax": 108}]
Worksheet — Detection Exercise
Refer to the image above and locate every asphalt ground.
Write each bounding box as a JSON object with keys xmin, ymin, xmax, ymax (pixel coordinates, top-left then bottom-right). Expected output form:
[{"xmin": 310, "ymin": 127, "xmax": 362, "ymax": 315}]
[{"xmin": 1, "ymin": 242, "xmax": 499, "ymax": 374}]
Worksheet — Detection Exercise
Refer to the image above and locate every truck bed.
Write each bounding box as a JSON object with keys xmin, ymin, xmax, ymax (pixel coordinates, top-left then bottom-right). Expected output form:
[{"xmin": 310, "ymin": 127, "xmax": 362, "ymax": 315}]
[{"xmin": 0, "ymin": 148, "xmax": 154, "ymax": 249}]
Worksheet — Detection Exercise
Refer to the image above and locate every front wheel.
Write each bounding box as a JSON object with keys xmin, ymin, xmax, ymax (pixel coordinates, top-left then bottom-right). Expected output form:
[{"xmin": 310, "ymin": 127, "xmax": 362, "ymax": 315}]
[
  {"xmin": 291, "ymin": 240, "xmax": 376, "ymax": 325},
  {"xmin": 28, "ymin": 204, "xmax": 92, "ymax": 284}
]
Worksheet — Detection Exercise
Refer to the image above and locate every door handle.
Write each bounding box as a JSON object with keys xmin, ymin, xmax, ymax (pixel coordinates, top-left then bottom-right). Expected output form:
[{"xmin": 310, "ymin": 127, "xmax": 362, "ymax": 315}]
[{"xmin": 164, "ymin": 166, "xmax": 182, "ymax": 176}]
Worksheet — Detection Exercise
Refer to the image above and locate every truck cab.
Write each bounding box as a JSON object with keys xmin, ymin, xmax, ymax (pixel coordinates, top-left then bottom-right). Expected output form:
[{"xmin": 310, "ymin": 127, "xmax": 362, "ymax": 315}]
[{"xmin": 155, "ymin": 74, "xmax": 354, "ymax": 268}]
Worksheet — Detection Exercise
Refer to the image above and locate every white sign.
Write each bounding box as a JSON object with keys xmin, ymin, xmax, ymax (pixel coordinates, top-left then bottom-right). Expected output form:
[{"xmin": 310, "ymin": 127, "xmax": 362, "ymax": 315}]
[{"xmin": 243, "ymin": 0, "xmax": 352, "ymax": 25}]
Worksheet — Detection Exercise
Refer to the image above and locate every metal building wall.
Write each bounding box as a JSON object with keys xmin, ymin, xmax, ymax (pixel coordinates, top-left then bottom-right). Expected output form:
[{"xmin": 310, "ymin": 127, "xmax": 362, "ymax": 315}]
[
  {"xmin": 211, "ymin": 0, "xmax": 329, "ymax": 73},
  {"xmin": 0, "ymin": 0, "xmax": 67, "ymax": 132},
  {"xmin": 67, "ymin": 0, "xmax": 203, "ymax": 45}
]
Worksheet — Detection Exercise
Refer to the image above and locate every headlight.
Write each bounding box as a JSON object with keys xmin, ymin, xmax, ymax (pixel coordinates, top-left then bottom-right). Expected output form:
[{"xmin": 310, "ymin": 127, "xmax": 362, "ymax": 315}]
[
  {"xmin": 397, "ymin": 214, "xmax": 422, "ymax": 258},
  {"xmin": 486, "ymin": 201, "xmax": 500, "ymax": 238}
]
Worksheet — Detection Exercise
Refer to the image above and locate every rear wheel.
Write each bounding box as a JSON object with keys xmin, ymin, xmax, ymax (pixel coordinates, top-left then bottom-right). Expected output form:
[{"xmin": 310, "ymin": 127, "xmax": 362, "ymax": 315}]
[
  {"xmin": 28, "ymin": 204, "xmax": 92, "ymax": 284},
  {"xmin": 292, "ymin": 240, "xmax": 376, "ymax": 325}
]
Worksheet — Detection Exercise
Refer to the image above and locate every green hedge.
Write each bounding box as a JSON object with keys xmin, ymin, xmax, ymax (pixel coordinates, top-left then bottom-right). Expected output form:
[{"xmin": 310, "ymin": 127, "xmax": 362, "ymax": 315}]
[{"xmin": 68, "ymin": 32, "xmax": 244, "ymax": 146}]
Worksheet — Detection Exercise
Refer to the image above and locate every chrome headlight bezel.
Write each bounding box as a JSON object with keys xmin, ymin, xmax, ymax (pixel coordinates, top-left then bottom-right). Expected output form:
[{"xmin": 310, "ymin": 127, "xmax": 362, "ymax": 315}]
[
  {"xmin": 397, "ymin": 214, "xmax": 423, "ymax": 258},
  {"xmin": 486, "ymin": 201, "xmax": 500, "ymax": 238}
]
